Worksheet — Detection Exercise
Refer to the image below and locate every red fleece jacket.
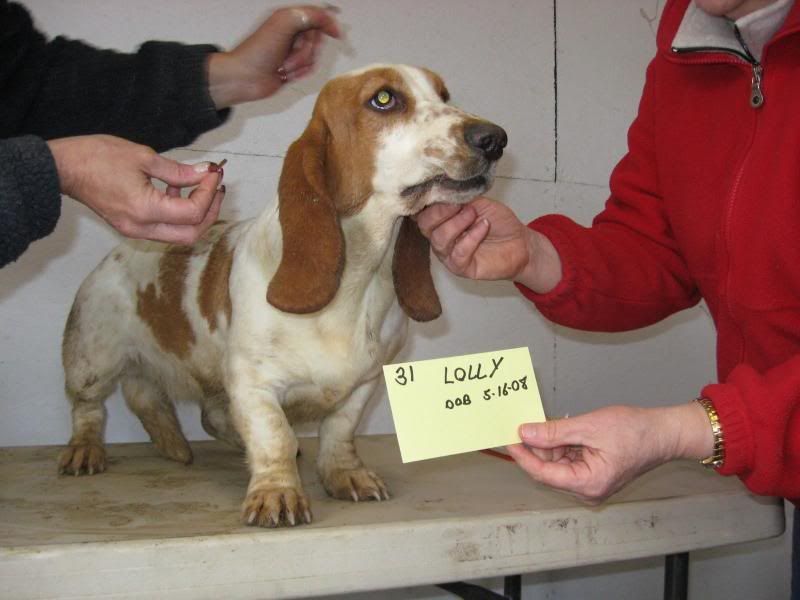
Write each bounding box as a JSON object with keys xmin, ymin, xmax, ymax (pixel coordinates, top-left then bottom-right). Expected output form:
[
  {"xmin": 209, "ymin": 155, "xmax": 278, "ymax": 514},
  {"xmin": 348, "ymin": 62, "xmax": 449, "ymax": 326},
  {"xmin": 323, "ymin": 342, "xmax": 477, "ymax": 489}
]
[{"xmin": 517, "ymin": 0, "xmax": 800, "ymax": 502}]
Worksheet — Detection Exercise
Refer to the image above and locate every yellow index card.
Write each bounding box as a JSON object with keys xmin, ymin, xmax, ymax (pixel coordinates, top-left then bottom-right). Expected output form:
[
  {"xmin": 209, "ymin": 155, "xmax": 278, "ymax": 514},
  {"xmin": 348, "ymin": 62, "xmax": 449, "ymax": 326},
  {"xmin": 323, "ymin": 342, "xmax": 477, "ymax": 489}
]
[{"xmin": 383, "ymin": 347, "xmax": 546, "ymax": 463}]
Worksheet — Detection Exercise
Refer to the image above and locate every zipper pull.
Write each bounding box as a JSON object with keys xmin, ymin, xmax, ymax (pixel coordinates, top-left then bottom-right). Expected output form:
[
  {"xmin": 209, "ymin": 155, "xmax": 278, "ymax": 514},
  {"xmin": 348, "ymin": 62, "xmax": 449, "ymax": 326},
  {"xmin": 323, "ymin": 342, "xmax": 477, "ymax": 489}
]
[{"xmin": 750, "ymin": 64, "xmax": 764, "ymax": 108}]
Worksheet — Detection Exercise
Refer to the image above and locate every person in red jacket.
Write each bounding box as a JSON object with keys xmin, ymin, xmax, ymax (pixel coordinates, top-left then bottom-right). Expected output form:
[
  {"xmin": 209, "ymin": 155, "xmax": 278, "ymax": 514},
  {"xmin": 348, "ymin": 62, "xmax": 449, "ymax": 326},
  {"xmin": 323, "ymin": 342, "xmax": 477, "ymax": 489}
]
[{"xmin": 417, "ymin": 0, "xmax": 799, "ymax": 594}]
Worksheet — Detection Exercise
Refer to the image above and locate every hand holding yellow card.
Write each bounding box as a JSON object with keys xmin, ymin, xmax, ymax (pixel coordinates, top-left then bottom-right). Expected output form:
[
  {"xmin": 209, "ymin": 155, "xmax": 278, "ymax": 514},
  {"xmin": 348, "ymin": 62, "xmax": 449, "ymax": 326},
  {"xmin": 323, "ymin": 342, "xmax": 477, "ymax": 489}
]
[{"xmin": 383, "ymin": 347, "xmax": 546, "ymax": 463}]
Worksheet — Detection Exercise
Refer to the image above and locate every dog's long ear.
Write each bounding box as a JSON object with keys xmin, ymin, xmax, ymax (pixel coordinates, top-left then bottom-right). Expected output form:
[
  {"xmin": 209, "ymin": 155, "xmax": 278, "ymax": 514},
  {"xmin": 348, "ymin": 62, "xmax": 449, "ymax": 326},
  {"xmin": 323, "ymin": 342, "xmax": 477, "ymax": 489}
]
[
  {"xmin": 267, "ymin": 114, "xmax": 344, "ymax": 313},
  {"xmin": 392, "ymin": 217, "xmax": 442, "ymax": 322}
]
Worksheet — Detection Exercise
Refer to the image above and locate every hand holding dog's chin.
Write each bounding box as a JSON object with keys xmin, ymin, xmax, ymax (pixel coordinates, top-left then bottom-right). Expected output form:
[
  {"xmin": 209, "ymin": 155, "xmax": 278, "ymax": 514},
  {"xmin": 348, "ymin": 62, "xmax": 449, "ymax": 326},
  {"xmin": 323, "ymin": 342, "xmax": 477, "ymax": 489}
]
[{"xmin": 416, "ymin": 197, "xmax": 562, "ymax": 290}]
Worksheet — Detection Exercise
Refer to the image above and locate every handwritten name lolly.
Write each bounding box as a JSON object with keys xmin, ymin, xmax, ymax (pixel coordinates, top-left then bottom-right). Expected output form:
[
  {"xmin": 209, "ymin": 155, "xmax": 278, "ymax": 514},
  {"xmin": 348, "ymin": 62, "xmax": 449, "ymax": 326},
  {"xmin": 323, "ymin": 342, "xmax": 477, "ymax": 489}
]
[{"xmin": 383, "ymin": 347, "xmax": 546, "ymax": 463}]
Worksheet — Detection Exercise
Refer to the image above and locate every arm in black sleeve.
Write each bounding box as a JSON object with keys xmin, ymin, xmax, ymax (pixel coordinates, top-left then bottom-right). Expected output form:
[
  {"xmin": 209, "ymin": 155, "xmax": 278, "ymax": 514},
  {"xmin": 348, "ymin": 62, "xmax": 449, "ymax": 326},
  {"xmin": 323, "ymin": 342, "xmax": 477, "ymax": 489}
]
[
  {"xmin": 1, "ymin": 1, "xmax": 230, "ymax": 152},
  {"xmin": 0, "ymin": 136, "xmax": 62, "ymax": 268}
]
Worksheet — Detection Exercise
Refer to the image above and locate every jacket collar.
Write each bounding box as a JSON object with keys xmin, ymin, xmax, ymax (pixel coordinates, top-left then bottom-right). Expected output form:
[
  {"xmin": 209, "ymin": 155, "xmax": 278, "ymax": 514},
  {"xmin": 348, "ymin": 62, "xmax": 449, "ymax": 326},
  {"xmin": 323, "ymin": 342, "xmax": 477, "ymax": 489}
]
[{"xmin": 659, "ymin": 0, "xmax": 800, "ymax": 57}]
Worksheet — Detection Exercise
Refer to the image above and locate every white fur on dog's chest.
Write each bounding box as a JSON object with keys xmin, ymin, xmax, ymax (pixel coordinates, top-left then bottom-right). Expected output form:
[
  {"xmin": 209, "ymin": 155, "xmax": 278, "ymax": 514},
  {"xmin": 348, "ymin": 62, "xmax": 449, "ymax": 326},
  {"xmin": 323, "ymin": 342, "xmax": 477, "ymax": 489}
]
[
  {"xmin": 225, "ymin": 237, "xmax": 405, "ymax": 421},
  {"xmin": 231, "ymin": 286, "xmax": 407, "ymax": 424}
]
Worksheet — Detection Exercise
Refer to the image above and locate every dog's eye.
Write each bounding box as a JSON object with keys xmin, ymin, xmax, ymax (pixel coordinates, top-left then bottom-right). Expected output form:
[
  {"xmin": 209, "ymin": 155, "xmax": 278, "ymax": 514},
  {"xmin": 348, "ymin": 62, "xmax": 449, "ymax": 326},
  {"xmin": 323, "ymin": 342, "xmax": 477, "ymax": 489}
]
[{"xmin": 369, "ymin": 89, "xmax": 397, "ymax": 111}]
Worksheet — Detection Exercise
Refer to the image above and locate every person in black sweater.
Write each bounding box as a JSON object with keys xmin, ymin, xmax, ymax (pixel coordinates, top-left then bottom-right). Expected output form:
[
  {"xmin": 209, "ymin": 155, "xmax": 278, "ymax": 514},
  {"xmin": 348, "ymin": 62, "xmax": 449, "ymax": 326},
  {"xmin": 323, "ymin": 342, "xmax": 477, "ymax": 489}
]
[{"xmin": 0, "ymin": 1, "xmax": 340, "ymax": 268}]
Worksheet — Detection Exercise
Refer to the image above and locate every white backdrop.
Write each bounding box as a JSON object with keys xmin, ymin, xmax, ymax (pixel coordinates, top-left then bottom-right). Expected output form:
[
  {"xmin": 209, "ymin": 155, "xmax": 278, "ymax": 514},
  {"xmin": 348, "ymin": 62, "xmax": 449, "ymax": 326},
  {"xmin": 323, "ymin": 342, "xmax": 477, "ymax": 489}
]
[{"xmin": 0, "ymin": 1, "xmax": 791, "ymax": 598}]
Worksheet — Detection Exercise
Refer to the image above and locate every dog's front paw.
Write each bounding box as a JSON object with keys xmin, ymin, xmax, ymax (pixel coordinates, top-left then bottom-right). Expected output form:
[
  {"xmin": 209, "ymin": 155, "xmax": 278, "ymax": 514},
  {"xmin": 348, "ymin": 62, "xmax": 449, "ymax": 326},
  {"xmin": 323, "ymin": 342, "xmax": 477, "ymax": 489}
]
[
  {"xmin": 241, "ymin": 486, "xmax": 312, "ymax": 528},
  {"xmin": 322, "ymin": 468, "xmax": 390, "ymax": 502},
  {"xmin": 58, "ymin": 443, "xmax": 107, "ymax": 476}
]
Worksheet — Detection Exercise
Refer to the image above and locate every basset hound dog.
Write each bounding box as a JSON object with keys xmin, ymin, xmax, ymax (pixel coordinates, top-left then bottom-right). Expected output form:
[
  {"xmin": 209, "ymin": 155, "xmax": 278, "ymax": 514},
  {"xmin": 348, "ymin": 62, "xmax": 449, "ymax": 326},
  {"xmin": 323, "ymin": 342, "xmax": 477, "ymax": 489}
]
[{"xmin": 60, "ymin": 64, "xmax": 507, "ymax": 527}]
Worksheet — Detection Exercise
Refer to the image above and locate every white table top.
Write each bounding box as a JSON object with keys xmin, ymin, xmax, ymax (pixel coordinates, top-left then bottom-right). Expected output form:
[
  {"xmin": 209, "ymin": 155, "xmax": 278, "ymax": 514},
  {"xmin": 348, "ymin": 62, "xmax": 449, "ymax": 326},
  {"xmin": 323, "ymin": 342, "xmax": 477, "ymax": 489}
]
[{"xmin": 0, "ymin": 435, "xmax": 785, "ymax": 599}]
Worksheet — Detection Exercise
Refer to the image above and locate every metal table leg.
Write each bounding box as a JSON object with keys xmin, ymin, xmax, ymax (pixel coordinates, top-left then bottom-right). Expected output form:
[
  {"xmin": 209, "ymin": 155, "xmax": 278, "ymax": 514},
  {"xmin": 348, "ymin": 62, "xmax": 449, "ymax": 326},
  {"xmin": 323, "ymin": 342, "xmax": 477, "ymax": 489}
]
[
  {"xmin": 664, "ymin": 552, "xmax": 689, "ymax": 600},
  {"xmin": 437, "ymin": 574, "xmax": 521, "ymax": 600}
]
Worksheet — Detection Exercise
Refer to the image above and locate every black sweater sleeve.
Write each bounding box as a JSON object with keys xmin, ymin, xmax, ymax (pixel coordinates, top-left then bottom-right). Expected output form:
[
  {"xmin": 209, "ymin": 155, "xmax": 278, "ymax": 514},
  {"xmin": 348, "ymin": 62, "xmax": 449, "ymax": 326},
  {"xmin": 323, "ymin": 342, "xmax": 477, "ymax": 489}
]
[
  {"xmin": 25, "ymin": 39, "xmax": 228, "ymax": 151},
  {"xmin": 0, "ymin": 1, "xmax": 231, "ymax": 267},
  {"xmin": 0, "ymin": 1, "xmax": 230, "ymax": 149},
  {"xmin": 0, "ymin": 136, "xmax": 62, "ymax": 267}
]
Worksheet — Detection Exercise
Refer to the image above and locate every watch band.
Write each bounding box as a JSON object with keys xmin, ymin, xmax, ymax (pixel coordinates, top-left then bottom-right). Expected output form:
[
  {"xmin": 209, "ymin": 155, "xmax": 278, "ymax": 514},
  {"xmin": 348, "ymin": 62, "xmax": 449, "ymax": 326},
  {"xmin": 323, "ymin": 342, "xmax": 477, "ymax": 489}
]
[{"xmin": 696, "ymin": 397, "xmax": 725, "ymax": 469}]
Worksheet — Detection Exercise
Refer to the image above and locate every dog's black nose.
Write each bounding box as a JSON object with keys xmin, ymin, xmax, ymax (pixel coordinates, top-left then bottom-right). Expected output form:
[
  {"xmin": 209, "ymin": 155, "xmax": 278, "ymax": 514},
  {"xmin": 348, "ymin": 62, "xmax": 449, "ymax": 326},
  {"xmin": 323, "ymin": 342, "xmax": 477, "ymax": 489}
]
[{"xmin": 464, "ymin": 122, "xmax": 508, "ymax": 161}]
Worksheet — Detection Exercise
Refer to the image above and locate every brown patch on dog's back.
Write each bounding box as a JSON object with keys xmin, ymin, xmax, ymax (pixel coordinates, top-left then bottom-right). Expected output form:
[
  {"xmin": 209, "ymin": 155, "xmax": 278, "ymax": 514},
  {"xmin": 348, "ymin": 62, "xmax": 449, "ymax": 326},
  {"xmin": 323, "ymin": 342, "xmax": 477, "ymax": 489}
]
[
  {"xmin": 198, "ymin": 231, "xmax": 234, "ymax": 333},
  {"xmin": 137, "ymin": 247, "xmax": 195, "ymax": 358}
]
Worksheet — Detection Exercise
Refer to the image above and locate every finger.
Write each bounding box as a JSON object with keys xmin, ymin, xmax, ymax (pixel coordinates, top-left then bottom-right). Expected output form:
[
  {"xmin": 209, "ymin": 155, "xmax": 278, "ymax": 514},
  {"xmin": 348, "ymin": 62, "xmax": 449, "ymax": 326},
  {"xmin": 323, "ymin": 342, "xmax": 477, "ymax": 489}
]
[
  {"xmin": 184, "ymin": 174, "xmax": 225, "ymax": 224},
  {"xmin": 147, "ymin": 154, "xmax": 223, "ymax": 188},
  {"xmin": 308, "ymin": 28, "xmax": 323, "ymax": 50},
  {"xmin": 283, "ymin": 30, "xmax": 321, "ymax": 73},
  {"xmin": 166, "ymin": 185, "xmax": 181, "ymax": 198},
  {"xmin": 415, "ymin": 203, "xmax": 462, "ymax": 236},
  {"xmin": 519, "ymin": 419, "xmax": 588, "ymax": 449},
  {"xmin": 448, "ymin": 218, "xmax": 490, "ymax": 271},
  {"xmin": 506, "ymin": 444, "xmax": 586, "ymax": 493},
  {"xmin": 525, "ymin": 445, "xmax": 569, "ymax": 462},
  {"xmin": 297, "ymin": 6, "xmax": 341, "ymax": 38},
  {"xmin": 291, "ymin": 29, "xmax": 307, "ymax": 52},
  {"xmin": 142, "ymin": 186, "xmax": 226, "ymax": 245},
  {"xmin": 194, "ymin": 184, "xmax": 225, "ymax": 230},
  {"xmin": 428, "ymin": 204, "xmax": 479, "ymax": 256},
  {"xmin": 147, "ymin": 171, "xmax": 221, "ymax": 226},
  {"xmin": 285, "ymin": 65, "xmax": 314, "ymax": 82},
  {"xmin": 280, "ymin": 6, "xmax": 341, "ymax": 40}
]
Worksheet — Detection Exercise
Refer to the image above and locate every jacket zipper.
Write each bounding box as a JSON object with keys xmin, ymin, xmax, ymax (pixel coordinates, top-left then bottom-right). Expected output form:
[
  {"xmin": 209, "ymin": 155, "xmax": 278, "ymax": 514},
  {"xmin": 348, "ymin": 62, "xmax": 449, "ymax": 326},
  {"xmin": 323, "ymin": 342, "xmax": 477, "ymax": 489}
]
[
  {"xmin": 672, "ymin": 26, "xmax": 765, "ymax": 366},
  {"xmin": 731, "ymin": 24, "xmax": 764, "ymax": 108},
  {"xmin": 671, "ymin": 24, "xmax": 764, "ymax": 109}
]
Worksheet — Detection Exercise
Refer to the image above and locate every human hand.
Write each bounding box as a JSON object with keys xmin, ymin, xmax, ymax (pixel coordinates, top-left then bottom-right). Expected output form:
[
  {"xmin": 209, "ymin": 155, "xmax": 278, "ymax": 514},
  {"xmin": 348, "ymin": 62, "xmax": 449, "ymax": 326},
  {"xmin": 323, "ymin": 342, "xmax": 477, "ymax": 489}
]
[
  {"xmin": 48, "ymin": 135, "xmax": 225, "ymax": 245},
  {"xmin": 506, "ymin": 402, "xmax": 715, "ymax": 504},
  {"xmin": 208, "ymin": 5, "xmax": 342, "ymax": 108},
  {"xmin": 415, "ymin": 197, "xmax": 562, "ymax": 291}
]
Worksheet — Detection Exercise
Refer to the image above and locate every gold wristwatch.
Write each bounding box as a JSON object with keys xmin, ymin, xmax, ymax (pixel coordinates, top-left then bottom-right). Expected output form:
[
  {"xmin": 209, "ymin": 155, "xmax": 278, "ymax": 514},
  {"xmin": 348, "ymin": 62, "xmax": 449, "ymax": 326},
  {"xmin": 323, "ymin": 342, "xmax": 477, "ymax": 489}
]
[{"xmin": 696, "ymin": 397, "xmax": 725, "ymax": 469}]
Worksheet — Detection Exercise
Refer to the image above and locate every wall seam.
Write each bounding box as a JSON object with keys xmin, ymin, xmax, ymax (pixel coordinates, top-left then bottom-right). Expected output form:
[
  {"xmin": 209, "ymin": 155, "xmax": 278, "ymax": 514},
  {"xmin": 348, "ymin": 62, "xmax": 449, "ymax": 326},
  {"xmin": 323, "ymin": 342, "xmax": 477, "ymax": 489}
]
[{"xmin": 552, "ymin": 0, "xmax": 560, "ymax": 418}]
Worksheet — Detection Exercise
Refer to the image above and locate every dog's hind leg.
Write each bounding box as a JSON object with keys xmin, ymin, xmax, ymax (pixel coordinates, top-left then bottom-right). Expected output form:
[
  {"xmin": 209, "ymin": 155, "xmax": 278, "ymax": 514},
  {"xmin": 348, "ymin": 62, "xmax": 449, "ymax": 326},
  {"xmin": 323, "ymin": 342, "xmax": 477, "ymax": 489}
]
[
  {"xmin": 59, "ymin": 302, "xmax": 122, "ymax": 476},
  {"xmin": 201, "ymin": 397, "xmax": 244, "ymax": 450},
  {"xmin": 59, "ymin": 387, "xmax": 111, "ymax": 476},
  {"xmin": 122, "ymin": 376, "xmax": 193, "ymax": 465}
]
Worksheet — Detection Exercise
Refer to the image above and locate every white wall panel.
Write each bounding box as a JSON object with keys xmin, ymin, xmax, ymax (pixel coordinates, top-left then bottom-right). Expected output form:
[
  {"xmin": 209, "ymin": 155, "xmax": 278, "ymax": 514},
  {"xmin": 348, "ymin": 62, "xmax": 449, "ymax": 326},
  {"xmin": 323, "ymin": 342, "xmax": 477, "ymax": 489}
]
[{"xmin": 556, "ymin": 0, "xmax": 663, "ymax": 186}]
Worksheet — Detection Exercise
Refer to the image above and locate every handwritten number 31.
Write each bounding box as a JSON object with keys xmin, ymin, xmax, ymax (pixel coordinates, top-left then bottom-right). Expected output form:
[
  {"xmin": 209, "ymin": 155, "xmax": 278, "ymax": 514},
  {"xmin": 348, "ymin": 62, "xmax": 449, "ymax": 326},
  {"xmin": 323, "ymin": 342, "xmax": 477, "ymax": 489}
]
[{"xmin": 394, "ymin": 365, "xmax": 415, "ymax": 386}]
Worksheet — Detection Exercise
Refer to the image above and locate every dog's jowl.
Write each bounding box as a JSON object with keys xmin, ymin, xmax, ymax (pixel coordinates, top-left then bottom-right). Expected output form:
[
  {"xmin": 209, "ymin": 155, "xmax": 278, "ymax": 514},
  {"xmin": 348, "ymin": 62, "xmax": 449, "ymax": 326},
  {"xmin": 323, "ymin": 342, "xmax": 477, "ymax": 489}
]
[{"xmin": 60, "ymin": 64, "xmax": 507, "ymax": 527}]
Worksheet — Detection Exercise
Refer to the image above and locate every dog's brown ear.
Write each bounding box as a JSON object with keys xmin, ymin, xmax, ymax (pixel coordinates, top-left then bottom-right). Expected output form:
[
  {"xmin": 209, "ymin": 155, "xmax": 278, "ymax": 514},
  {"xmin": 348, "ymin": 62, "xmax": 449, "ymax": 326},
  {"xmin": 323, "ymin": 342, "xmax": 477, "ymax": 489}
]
[
  {"xmin": 392, "ymin": 217, "xmax": 442, "ymax": 322},
  {"xmin": 267, "ymin": 115, "xmax": 344, "ymax": 314}
]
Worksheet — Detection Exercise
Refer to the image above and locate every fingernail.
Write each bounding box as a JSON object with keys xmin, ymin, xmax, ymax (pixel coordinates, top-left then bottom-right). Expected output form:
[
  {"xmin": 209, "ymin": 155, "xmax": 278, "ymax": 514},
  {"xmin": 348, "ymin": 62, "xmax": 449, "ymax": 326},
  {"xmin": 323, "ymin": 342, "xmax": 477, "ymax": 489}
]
[
  {"xmin": 277, "ymin": 66, "xmax": 289, "ymax": 83},
  {"xmin": 193, "ymin": 161, "xmax": 212, "ymax": 173},
  {"xmin": 520, "ymin": 424, "xmax": 536, "ymax": 439},
  {"xmin": 292, "ymin": 8, "xmax": 310, "ymax": 27},
  {"xmin": 218, "ymin": 184, "xmax": 226, "ymax": 193},
  {"xmin": 208, "ymin": 163, "xmax": 220, "ymax": 173}
]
